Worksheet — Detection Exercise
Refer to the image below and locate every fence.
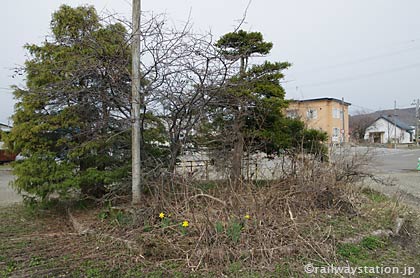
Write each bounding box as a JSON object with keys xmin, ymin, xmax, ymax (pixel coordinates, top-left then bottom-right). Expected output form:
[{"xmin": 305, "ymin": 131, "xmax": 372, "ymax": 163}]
[{"xmin": 175, "ymin": 152, "xmax": 296, "ymax": 181}]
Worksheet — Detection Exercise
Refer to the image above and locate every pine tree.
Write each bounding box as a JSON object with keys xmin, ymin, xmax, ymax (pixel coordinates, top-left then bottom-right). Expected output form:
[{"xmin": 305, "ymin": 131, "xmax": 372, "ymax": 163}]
[
  {"xmin": 212, "ymin": 30, "xmax": 290, "ymax": 184},
  {"xmin": 5, "ymin": 5, "xmax": 134, "ymax": 200}
]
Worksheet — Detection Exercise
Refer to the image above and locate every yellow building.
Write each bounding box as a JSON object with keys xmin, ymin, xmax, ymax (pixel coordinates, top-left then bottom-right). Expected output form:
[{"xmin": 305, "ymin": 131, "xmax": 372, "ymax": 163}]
[{"xmin": 285, "ymin": 97, "xmax": 351, "ymax": 144}]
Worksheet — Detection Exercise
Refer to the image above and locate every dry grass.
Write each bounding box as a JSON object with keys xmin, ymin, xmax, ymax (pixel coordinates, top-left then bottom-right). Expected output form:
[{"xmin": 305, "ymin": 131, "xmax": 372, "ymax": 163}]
[
  {"xmin": 2, "ymin": 152, "xmax": 419, "ymax": 277},
  {"xmin": 66, "ymin": 155, "xmax": 419, "ymax": 276}
]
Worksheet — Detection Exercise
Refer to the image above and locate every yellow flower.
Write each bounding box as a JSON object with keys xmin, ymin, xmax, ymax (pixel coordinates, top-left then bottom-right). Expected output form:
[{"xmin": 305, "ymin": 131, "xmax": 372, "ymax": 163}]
[
  {"xmin": 182, "ymin": 220, "xmax": 189, "ymax": 227},
  {"xmin": 159, "ymin": 212, "xmax": 165, "ymax": 219},
  {"xmin": 244, "ymin": 214, "xmax": 251, "ymax": 220}
]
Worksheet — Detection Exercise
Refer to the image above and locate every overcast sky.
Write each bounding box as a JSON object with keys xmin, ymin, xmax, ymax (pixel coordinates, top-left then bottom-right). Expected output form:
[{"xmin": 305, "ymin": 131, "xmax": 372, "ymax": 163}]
[{"xmin": 1, "ymin": 0, "xmax": 420, "ymax": 123}]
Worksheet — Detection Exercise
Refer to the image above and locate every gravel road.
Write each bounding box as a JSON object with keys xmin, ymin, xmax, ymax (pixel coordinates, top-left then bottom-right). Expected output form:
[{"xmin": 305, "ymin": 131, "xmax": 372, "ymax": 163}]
[{"xmin": 0, "ymin": 168, "xmax": 21, "ymax": 206}]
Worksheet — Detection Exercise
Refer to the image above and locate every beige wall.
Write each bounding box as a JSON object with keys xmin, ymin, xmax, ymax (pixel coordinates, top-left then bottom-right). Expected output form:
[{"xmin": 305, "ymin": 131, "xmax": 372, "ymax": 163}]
[{"xmin": 286, "ymin": 99, "xmax": 350, "ymax": 143}]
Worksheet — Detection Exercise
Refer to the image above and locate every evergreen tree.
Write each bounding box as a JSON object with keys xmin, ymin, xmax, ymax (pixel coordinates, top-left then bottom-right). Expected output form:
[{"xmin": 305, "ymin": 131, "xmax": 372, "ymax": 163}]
[
  {"xmin": 5, "ymin": 5, "xmax": 136, "ymax": 200},
  {"xmin": 211, "ymin": 30, "xmax": 290, "ymax": 183},
  {"xmin": 204, "ymin": 30, "xmax": 328, "ymax": 183}
]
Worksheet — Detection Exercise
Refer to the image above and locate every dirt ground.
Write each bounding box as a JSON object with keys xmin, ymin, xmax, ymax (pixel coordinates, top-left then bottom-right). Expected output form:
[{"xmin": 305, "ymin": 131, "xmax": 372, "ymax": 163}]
[{"xmin": 0, "ymin": 205, "xmax": 142, "ymax": 277}]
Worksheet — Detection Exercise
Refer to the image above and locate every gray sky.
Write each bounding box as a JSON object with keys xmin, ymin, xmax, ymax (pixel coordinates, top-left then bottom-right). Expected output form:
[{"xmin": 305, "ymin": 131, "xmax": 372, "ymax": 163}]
[{"xmin": 2, "ymin": 0, "xmax": 420, "ymax": 123}]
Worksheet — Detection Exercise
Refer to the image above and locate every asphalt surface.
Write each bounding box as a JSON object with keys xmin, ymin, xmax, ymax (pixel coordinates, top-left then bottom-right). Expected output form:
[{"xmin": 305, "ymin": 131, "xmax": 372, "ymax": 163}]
[
  {"xmin": 370, "ymin": 147, "xmax": 420, "ymax": 173},
  {"xmin": 350, "ymin": 146, "xmax": 420, "ymax": 208},
  {"xmin": 0, "ymin": 168, "xmax": 21, "ymax": 206}
]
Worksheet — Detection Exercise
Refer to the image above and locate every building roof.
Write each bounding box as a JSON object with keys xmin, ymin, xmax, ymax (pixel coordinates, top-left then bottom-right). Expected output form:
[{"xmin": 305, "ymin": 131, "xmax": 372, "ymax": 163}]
[
  {"xmin": 378, "ymin": 115, "xmax": 414, "ymax": 132},
  {"xmin": 0, "ymin": 123, "xmax": 12, "ymax": 131},
  {"xmin": 289, "ymin": 97, "xmax": 351, "ymax": 106}
]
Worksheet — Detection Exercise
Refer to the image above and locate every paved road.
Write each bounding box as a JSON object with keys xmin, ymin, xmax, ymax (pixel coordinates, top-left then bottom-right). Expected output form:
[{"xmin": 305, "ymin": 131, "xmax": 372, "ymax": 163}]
[
  {"xmin": 0, "ymin": 168, "xmax": 21, "ymax": 206},
  {"xmin": 370, "ymin": 147, "xmax": 420, "ymax": 173},
  {"xmin": 349, "ymin": 146, "xmax": 420, "ymax": 208}
]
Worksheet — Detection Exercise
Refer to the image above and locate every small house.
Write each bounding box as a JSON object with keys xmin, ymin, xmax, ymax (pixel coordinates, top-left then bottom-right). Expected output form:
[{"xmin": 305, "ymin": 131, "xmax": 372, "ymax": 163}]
[
  {"xmin": 364, "ymin": 115, "xmax": 414, "ymax": 144},
  {"xmin": 285, "ymin": 97, "xmax": 351, "ymax": 144},
  {"xmin": 0, "ymin": 122, "xmax": 15, "ymax": 163}
]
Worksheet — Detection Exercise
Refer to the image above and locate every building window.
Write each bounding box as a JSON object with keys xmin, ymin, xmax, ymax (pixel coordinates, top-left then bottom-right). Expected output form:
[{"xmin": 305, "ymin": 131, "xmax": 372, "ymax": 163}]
[
  {"xmin": 333, "ymin": 108, "xmax": 342, "ymax": 119},
  {"xmin": 306, "ymin": 108, "xmax": 317, "ymax": 119},
  {"xmin": 332, "ymin": 127, "xmax": 340, "ymax": 137},
  {"xmin": 286, "ymin": 109, "xmax": 298, "ymax": 119}
]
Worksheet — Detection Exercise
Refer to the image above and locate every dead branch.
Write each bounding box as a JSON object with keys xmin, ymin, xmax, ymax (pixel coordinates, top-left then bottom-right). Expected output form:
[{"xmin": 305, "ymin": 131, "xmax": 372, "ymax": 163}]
[{"xmin": 189, "ymin": 193, "xmax": 227, "ymax": 206}]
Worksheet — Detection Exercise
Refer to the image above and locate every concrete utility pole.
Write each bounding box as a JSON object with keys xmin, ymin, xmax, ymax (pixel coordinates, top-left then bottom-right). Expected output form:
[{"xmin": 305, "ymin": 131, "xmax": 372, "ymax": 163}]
[
  {"xmin": 417, "ymin": 99, "xmax": 419, "ymax": 146},
  {"xmin": 131, "ymin": 0, "xmax": 142, "ymax": 205},
  {"xmin": 341, "ymin": 97, "xmax": 345, "ymax": 144},
  {"xmin": 413, "ymin": 99, "xmax": 420, "ymax": 146},
  {"xmin": 394, "ymin": 100, "xmax": 397, "ymax": 149}
]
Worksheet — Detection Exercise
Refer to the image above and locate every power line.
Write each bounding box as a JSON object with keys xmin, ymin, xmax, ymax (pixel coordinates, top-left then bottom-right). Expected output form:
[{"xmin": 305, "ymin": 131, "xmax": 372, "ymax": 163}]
[
  {"xmin": 295, "ymin": 45, "xmax": 420, "ymax": 75},
  {"xmin": 349, "ymin": 104, "xmax": 375, "ymax": 112},
  {"xmin": 384, "ymin": 36, "xmax": 420, "ymax": 48},
  {"xmin": 290, "ymin": 62, "xmax": 420, "ymax": 89}
]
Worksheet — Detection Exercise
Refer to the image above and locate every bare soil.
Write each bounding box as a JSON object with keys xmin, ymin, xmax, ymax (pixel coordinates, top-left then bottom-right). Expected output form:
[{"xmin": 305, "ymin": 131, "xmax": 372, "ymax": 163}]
[{"xmin": 0, "ymin": 205, "xmax": 142, "ymax": 277}]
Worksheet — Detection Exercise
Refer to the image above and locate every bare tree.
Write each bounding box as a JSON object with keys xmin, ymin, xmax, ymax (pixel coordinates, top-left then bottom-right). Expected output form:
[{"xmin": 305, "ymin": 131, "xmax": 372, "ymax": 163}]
[
  {"xmin": 349, "ymin": 110, "xmax": 376, "ymax": 142},
  {"xmin": 131, "ymin": 14, "xmax": 235, "ymax": 176}
]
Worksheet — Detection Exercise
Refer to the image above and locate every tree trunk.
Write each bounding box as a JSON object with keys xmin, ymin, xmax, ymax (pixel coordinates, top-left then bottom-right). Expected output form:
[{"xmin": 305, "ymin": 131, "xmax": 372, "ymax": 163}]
[
  {"xmin": 168, "ymin": 140, "xmax": 182, "ymax": 175},
  {"xmin": 229, "ymin": 56, "xmax": 246, "ymax": 185},
  {"xmin": 231, "ymin": 124, "xmax": 243, "ymax": 185}
]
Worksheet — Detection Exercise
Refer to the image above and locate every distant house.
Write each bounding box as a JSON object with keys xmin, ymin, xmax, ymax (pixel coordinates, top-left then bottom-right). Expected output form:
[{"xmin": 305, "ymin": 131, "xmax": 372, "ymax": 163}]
[
  {"xmin": 0, "ymin": 122, "xmax": 11, "ymax": 132},
  {"xmin": 285, "ymin": 97, "xmax": 351, "ymax": 143},
  {"xmin": 364, "ymin": 115, "xmax": 414, "ymax": 144},
  {"xmin": 0, "ymin": 122, "xmax": 15, "ymax": 163}
]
